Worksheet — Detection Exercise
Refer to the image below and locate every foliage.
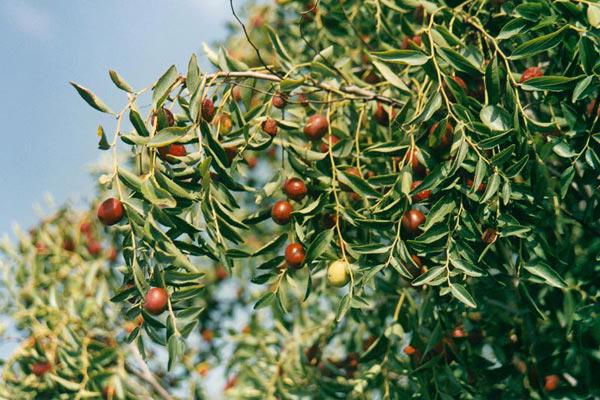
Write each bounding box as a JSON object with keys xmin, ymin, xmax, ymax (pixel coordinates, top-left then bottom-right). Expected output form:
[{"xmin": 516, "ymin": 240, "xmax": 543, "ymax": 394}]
[{"xmin": 3, "ymin": 0, "xmax": 600, "ymax": 398}]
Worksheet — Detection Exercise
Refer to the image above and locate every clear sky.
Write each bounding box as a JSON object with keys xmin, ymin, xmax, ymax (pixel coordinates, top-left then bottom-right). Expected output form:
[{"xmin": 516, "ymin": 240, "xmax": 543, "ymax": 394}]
[{"xmin": 0, "ymin": 1, "xmax": 234, "ymax": 235}]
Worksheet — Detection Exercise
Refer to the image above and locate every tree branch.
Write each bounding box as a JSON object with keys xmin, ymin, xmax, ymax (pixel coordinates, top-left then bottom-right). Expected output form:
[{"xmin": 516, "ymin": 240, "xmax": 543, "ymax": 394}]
[
  {"xmin": 128, "ymin": 345, "xmax": 175, "ymax": 400},
  {"xmin": 198, "ymin": 70, "xmax": 403, "ymax": 106}
]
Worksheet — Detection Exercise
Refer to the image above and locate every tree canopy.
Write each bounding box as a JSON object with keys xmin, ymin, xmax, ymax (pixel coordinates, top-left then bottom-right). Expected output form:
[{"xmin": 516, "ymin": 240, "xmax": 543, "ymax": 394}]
[{"xmin": 2, "ymin": 0, "xmax": 600, "ymax": 398}]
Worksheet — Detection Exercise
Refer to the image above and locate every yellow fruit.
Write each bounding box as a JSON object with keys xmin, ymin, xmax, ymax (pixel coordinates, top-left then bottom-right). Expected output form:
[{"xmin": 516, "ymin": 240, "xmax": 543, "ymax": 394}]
[{"xmin": 327, "ymin": 260, "xmax": 350, "ymax": 287}]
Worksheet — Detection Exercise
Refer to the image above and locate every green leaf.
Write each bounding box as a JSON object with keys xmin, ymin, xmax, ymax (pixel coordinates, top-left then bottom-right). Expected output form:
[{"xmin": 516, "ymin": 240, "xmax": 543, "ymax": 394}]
[
  {"xmin": 450, "ymin": 283, "xmax": 477, "ymax": 308},
  {"xmin": 485, "ymin": 57, "xmax": 501, "ymax": 104},
  {"xmin": 109, "ymin": 69, "xmax": 134, "ymax": 93},
  {"xmin": 187, "ymin": 54, "xmax": 201, "ymax": 94},
  {"xmin": 306, "ymin": 229, "xmax": 334, "ymax": 262},
  {"xmin": 497, "ymin": 18, "xmax": 529, "ymax": 40},
  {"xmin": 588, "ymin": 4, "xmax": 600, "ymax": 28},
  {"xmin": 266, "ymin": 25, "xmax": 293, "ymax": 65},
  {"xmin": 336, "ymin": 293, "xmax": 352, "ymax": 321},
  {"xmin": 253, "ymin": 233, "xmax": 287, "ymax": 256},
  {"xmin": 254, "ymin": 291, "xmax": 276, "ymax": 310},
  {"xmin": 412, "ymin": 266, "xmax": 445, "ymax": 286},
  {"xmin": 408, "ymin": 92, "xmax": 442, "ymax": 124},
  {"xmin": 420, "ymin": 195, "xmax": 456, "ymax": 231},
  {"xmin": 97, "ymin": 125, "xmax": 110, "ymax": 150},
  {"xmin": 437, "ymin": 47, "xmax": 482, "ymax": 75},
  {"xmin": 372, "ymin": 60, "xmax": 410, "ymax": 92},
  {"xmin": 152, "ymin": 65, "xmax": 179, "ymax": 109},
  {"xmin": 572, "ymin": 76, "xmax": 595, "ymax": 102},
  {"xmin": 480, "ymin": 105, "xmax": 511, "ymax": 131},
  {"xmin": 141, "ymin": 176, "xmax": 177, "ymax": 208},
  {"xmin": 338, "ymin": 172, "xmax": 380, "ymax": 198},
  {"xmin": 523, "ymin": 263, "xmax": 566, "ymax": 289},
  {"xmin": 167, "ymin": 335, "xmax": 185, "ymax": 371},
  {"xmin": 480, "ymin": 173, "xmax": 500, "ymax": 203},
  {"xmin": 70, "ymin": 81, "xmax": 114, "ymax": 114},
  {"xmin": 130, "ymin": 109, "xmax": 150, "ymax": 137},
  {"xmin": 520, "ymin": 76, "xmax": 580, "ymax": 92},
  {"xmin": 147, "ymin": 126, "xmax": 192, "ymax": 147},
  {"xmin": 371, "ymin": 50, "xmax": 430, "ymax": 66},
  {"xmin": 509, "ymin": 26, "xmax": 567, "ymax": 59}
]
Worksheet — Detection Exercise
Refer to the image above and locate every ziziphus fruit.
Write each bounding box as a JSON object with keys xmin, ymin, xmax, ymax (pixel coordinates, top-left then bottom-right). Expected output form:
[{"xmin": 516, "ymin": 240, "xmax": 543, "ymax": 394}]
[
  {"xmin": 429, "ymin": 122, "xmax": 453, "ymax": 151},
  {"xmin": 320, "ymin": 135, "xmax": 339, "ymax": 153},
  {"xmin": 144, "ymin": 287, "xmax": 169, "ymax": 315},
  {"xmin": 201, "ymin": 98, "xmax": 215, "ymax": 122},
  {"xmin": 520, "ymin": 66, "xmax": 543, "ymax": 83},
  {"xmin": 158, "ymin": 144, "xmax": 187, "ymax": 159},
  {"xmin": 402, "ymin": 209, "xmax": 426, "ymax": 236},
  {"xmin": 327, "ymin": 260, "xmax": 350, "ymax": 287},
  {"xmin": 284, "ymin": 178, "xmax": 308, "ymax": 202},
  {"xmin": 97, "ymin": 198, "xmax": 124, "ymax": 226},
  {"xmin": 304, "ymin": 114, "xmax": 328, "ymax": 141},
  {"xmin": 544, "ymin": 374, "xmax": 559, "ymax": 391},
  {"xmin": 214, "ymin": 113, "xmax": 233, "ymax": 134},
  {"xmin": 411, "ymin": 181, "xmax": 431, "ymax": 202},
  {"xmin": 374, "ymin": 102, "xmax": 393, "ymax": 126},
  {"xmin": 284, "ymin": 243, "xmax": 305, "ymax": 269},
  {"xmin": 261, "ymin": 118, "xmax": 278, "ymax": 137},
  {"xmin": 31, "ymin": 361, "xmax": 51, "ymax": 377},
  {"xmin": 271, "ymin": 200, "xmax": 293, "ymax": 225},
  {"xmin": 272, "ymin": 92, "xmax": 287, "ymax": 109}
]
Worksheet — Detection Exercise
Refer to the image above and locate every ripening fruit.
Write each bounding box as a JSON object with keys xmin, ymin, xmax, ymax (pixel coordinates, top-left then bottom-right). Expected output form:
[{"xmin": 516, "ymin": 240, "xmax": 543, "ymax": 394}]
[
  {"xmin": 481, "ymin": 228, "xmax": 498, "ymax": 244},
  {"xmin": 284, "ymin": 177, "xmax": 308, "ymax": 202},
  {"xmin": 102, "ymin": 385, "xmax": 116, "ymax": 400},
  {"xmin": 271, "ymin": 200, "xmax": 293, "ymax": 225},
  {"xmin": 304, "ymin": 114, "xmax": 328, "ymax": 141},
  {"xmin": 451, "ymin": 325, "xmax": 468, "ymax": 338},
  {"xmin": 401, "ymin": 35, "xmax": 422, "ymax": 49},
  {"xmin": 87, "ymin": 240, "xmax": 102, "ymax": 256},
  {"xmin": 162, "ymin": 108, "xmax": 175, "ymax": 127},
  {"xmin": 107, "ymin": 247, "xmax": 118, "ymax": 263},
  {"xmin": 231, "ymin": 86, "xmax": 242, "ymax": 102},
  {"xmin": 374, "ymin": 102, "xmax": 390, "ymax": 126},
  {"xmin": 31, "ymin": 361, "xmax": 52, "ymax": 376},
  {"xmin": 403, "ymin": 345, "xmax": 417, "ymax": 355},
  {"xmin": 224, "ymin": 146, "xmax": 238, "ymax": 163},
  {"xmin": 429, "ymin": 122, "xmax": 453, "ymax": 151},
  {"xmin": 411, "ymin": 180, "xmax": 431, "ymax": 202},
  {"xmin": 327, "ymin": 260, "xmax": 350, "ymax": 287},
  {"xmin": 452, "ymin": 76, "xmax": 468, "ymax": 92},
  {"xmin": 587, "ymin": 99, "xmax": 600, "ymax": 116},
  {"xmin": 520, "ymin": 66, "xmax": 543, "ymax": 83},
  {"xmin": 63, "ymin": 238, "xmax": 75, "ymax": 252},
  {"xmin": 320, "ymin": 135, "xmax": 339, "ymax": 153},
  {"xmin": 297, "ymin": 93, "xmax": 309, "ymax": 107},
  {"xmin": 466, "ymin": 178, "xmax": 486, "ymax": 192},
  {"xmin": 246, "ymin": 155, "xmax": 258, "ymax": 169},
  {"xmin": 144, "ymin": 287, "xmax": 169, "ymax": 315},
  {"xmin": 407, "ymin": 148, "xmax": 426, "ymax": 177},
  {"xmin": 215, "ymin": 265, "xmax": 228, "ymax": 281},
  {"xmin": 158, "ymin": 144, "xmax": 187, "ymax": 159},
  {"xmin": 214, "ymin": 113, "xmax": 233, "ymax": 134},
  {"xmin": 261, "ymin": 118, "xmax": 278, "ymax": 137},
  {"xmin": 285, "ymin": 242, "xmax": 305, "ymax": 268},
  {"xmin": 271, "ymin": 92, "xmax": 287, "ymax": 109},
  {"xmin": 201, "ymin": 98, "xmax": 215, "ymax": 122},
  {"xmin": 97, "ymin": 198, "xmax": 124, "ymax": 226},
  {"xmin": 202, "ymin": 329, "xmax": 214, "ymax": 342},
  {"xmin": 544, "ymin": 374, "xmax": 559, "ymax": 392},
  {"xmin": 401, "ymin": 209, "xmax": 426, "ymax": 236}
]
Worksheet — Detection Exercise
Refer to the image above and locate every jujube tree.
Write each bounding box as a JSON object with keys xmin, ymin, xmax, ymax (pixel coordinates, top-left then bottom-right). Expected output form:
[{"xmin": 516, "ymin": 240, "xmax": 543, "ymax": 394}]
[{"xmin": 2, "ymin": 0, "xmax": 600, "ymax": 398}]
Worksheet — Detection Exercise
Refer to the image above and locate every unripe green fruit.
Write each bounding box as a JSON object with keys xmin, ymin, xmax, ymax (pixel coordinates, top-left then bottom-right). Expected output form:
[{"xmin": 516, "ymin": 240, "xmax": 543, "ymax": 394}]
[{"xmin": 327, "ymin": 260, "xmax": 350, "ymax": 287}]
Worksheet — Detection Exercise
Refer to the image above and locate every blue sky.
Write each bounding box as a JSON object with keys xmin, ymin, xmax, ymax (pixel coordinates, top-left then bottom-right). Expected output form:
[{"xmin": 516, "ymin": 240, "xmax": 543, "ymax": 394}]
[{"xmin": 0, "ymin": 1, "xmax": 234, "ymax": 235}]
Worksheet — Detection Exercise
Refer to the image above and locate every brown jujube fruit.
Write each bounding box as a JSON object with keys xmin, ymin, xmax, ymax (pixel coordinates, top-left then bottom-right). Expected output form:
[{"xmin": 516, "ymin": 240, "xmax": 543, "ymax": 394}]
[
  {"xmin": 261, "ymin": 118, "xmax": 278, "ymax": 137},
  {"xmin": 401, "ymin": 209, "xmax": 426, "ymax": 236},
  {"xmin": 284, "ymin": 243, "xmax": 305, "ymax": 268},
  {"xmin": 97, "ymin": 198, "xmax": 124, "ymax": 226},
  {"xmin": 271, "ymin": 200, "xmax": 293, "ymax": 225},
  {"xmin": 303, "ymin": 114, "xmax": 328, "ymax": 141},
  {"xmin": 201, "ymin": 98, "xmax": 215, "ymax": 122},
  {"xmin": 284, "ymin": 178, "xmax": 308, "ymax": 202},
  {"xmin": 144, "ymin": 287, "xmax": 169, "ymax": 315}
]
